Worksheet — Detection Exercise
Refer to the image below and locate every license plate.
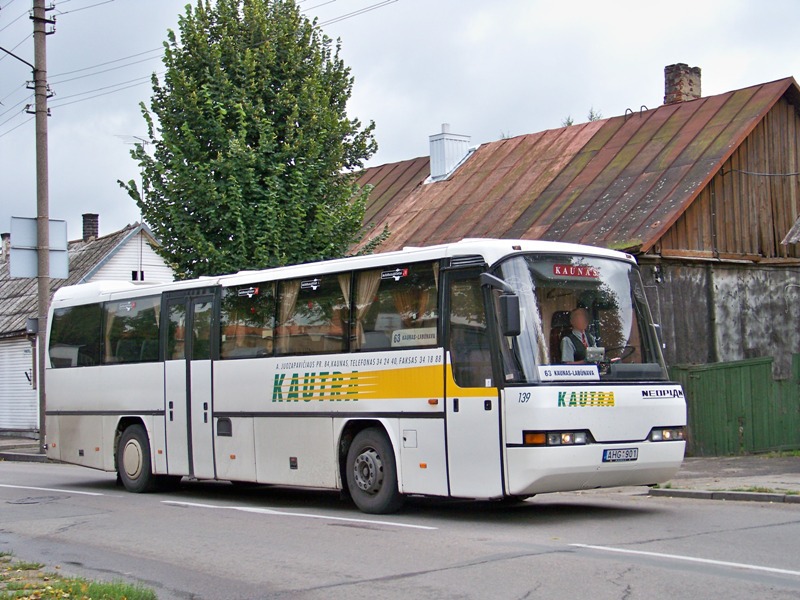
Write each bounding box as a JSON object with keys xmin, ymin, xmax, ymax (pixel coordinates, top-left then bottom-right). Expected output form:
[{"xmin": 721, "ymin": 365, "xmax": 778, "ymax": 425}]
[{"xmin": 603, "ymin": 448, "xmax": 638, "ymax": 463}]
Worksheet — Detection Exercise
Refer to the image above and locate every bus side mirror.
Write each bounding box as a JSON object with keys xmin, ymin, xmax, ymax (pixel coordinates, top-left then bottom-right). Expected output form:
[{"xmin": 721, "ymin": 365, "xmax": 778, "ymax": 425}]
[{"xmin": 499, "ymin": 294, "xmax": 521, "ymax": 337}]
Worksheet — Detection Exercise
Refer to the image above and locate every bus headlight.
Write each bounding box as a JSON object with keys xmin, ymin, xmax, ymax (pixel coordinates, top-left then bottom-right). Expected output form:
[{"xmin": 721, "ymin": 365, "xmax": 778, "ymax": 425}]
[
  {"xmin": 524, "ymin": 431, "xmax": 590, "ymax": 446},
  {"xmin": 649, "ymin": 427, "xmax": 685, "ymax": 442}
]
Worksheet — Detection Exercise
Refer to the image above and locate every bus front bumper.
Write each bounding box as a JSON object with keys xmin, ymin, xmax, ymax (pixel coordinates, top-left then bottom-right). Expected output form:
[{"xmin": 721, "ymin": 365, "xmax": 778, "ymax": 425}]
[{"xmin": 505, "ymin": 441, "xmax": 685, "ymax": 497}]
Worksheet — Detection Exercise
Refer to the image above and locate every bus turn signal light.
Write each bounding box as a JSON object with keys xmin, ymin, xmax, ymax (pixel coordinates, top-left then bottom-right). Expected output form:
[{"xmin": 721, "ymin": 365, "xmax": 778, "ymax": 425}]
[{"xmin": 524, "ymin": 432, "xmax": 546, "ymax": 446}]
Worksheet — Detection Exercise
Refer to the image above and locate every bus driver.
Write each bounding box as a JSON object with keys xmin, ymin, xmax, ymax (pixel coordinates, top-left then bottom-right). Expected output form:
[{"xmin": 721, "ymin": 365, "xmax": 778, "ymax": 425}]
[{"xmin": 560, "ymin": 307, "xmax": 595, "ymax": 364}]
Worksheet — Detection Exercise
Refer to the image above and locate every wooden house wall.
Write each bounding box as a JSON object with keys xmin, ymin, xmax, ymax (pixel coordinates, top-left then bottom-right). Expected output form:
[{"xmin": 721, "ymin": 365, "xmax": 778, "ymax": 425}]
[
  {"xmin": 641, "ymin": 260, "xmax": 800, "ymax": 379},
  {"xmin": 659, "ymin": 96, "xmax": 800, "ymax": 260}
]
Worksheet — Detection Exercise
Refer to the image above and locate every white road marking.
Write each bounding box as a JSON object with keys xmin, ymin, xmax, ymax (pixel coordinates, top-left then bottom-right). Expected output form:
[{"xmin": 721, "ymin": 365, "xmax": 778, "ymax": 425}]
[
  {"xmin": 0, "ymin": 483, "xmax": 104, "ymax": 497},
  {"xmin": 162, "ymin": 500, "xmax": 437, "ymax": 530},
  {"xmin": 572, "ymin": 543, "xmax": 800, "ymax": 578}
]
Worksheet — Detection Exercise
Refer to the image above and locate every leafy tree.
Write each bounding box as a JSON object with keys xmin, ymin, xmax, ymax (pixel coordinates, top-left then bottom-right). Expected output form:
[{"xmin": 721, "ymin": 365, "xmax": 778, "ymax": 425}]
[
  {"xmin": 561, "ymin": 116, "xmax": 574, "ymax": 127},
  {"xmin": 120, "ymin": 0, "xmax": 386, "ymax": 278}
]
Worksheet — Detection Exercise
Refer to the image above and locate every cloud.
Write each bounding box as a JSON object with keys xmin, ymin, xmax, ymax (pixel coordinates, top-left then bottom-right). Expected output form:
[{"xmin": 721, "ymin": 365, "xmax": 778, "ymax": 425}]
[{"xmin": 2, "ymin": 0, "xmax": 799, "ymax": 240}]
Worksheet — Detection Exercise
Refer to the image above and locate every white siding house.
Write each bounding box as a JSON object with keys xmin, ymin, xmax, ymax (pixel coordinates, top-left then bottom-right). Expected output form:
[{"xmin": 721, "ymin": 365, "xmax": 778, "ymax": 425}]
[
  {"xmin": 0, "ymin": 214, "xmax": 175, "ymax": 433},
  {"xmin": 0, "ymin": 338, "xmax": 36, "ymax": 430}
]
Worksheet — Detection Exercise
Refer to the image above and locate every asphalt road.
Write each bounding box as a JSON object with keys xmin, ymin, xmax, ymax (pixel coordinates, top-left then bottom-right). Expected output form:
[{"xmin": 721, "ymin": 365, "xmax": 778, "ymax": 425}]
[{"xmin": 2, "ymin": 462, "xmax": 800, "ymax": 600}]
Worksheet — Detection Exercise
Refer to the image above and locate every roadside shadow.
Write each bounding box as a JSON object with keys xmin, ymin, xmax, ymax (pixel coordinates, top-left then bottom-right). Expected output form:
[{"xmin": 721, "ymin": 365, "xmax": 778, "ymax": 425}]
[{"xmin": 164, "ymin": 479, "xmax": 662, "ymax": 525}]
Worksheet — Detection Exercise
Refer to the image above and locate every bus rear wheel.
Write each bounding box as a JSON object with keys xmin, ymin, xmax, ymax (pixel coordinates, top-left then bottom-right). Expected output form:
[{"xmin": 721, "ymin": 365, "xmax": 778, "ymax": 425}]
[
  {"xmin": 346, "ymin": 428, "xmax": 404, "ymax": 514},
  {"xmin": 117, "ymin": 424, "xmax": 156, "ymax": 493}
]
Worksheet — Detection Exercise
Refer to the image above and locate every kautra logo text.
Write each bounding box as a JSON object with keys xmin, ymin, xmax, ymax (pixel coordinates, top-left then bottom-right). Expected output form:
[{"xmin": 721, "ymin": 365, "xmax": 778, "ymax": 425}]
[
  {"xmin": 558, "ymin": 391, "xmax": 615, "ymax": 407},
  {"xmin": 272, "ymin": 371, "xmax": 359, "ymax": 402}
]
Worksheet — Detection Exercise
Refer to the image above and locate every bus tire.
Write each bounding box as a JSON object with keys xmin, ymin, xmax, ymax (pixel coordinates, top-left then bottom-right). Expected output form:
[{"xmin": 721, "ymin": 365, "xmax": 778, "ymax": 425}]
[
  {"xmin": 117, "ymin": 424, "xmax": 156, "ymax": 493},
  {"xmin": 346, "ymin": 428, "xmax": 404, "ymax": 514}
]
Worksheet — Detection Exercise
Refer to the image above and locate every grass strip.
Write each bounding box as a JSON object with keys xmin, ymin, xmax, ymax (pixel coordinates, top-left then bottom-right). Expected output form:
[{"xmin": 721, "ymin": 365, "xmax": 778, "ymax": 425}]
[{"xmin": 0, "ymin": 552, "xmax": 156, "ymax": 600}]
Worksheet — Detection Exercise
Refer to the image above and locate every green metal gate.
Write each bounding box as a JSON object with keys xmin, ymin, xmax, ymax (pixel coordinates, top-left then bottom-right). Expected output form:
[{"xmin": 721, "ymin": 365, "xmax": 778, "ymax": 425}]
[{"xmin": 670, "ymin": 355, "xmax": 800, "ymax": 456}]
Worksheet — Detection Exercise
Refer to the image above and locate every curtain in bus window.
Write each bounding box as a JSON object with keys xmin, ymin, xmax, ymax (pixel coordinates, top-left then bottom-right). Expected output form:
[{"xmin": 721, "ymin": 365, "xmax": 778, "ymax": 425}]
[
  {"xmin": 276, "ymin": 277, "xmax": 348, "ymax": 355},
  {"xmin": 338, "ymin": 274, "xmax": 351, "ymax": 309},
  {"xmin": 357, "ymin": 262, "xmax": 439, "ymax": 352},
  {"xmin": 353, "ymin": 270, "xmax": 381, "ymax": 350},
  {"xmin": 393, "ymin": 287, "xmax": 429, "ymax": 327},
  {"xmin": 276, "ymin": 280, "xmax": 300, "ymax": 354}
]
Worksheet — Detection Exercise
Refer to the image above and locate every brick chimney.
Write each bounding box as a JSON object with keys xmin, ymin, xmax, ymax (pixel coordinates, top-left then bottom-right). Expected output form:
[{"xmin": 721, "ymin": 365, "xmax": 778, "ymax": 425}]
[
  {"xmin": 429, "ymin": 123, "xmax": 471, "ymax": 181},
  {"xmin": 664, "ymin": 63, "xmax": 701, "ymax": 105},
  {"xmin": 82, "ymin": 213, "xmax": 99, "ymax": 241}
]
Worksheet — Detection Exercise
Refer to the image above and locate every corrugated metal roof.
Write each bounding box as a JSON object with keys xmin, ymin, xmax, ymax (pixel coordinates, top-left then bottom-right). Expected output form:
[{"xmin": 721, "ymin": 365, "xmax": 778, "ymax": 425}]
[
  {"xmin": 356, "ymin": 77, "xmax": 799, "ymax": 254},
  {"xmin": 0, "ymin": 224, "xmax": 142, "ymax": 337}
]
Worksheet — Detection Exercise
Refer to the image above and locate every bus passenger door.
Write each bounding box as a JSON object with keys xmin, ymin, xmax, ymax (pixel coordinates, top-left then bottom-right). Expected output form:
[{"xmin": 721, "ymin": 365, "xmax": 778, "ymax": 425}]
[
  {"xmin": 444, "ymin": 270, "xmax": 504, "ymax": 498},
  {"xmin": 163, "ymin": 289, "xmax": 217, "ymax": 479}
]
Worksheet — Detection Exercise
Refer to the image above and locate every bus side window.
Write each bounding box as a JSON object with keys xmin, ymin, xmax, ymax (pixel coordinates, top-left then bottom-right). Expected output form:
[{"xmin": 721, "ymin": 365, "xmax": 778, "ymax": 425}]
[
  {"xmin": 220, "ymin": 283, "xmax": 275, "ymax": 359},
  {"xmin": 167, "ymin": 303, "xmax": 186, "ymax": 361},
  {"xmin": 102, "ymin": 296, "xmax": 161, "ymax": 365},
  {"xmin": 275, "ymin": 275, "xmax": 350, "ymax": 356},
  {"xmin": 49, "ymin": 303, "xmax": 103, "ymax": 368},
  {"xmin": 354, "ymin": 262, "xmax": 439, "ymax": 352},
  {"xmin": 192, "ymin": 300, "xmax": 213, "ymax": 360}
]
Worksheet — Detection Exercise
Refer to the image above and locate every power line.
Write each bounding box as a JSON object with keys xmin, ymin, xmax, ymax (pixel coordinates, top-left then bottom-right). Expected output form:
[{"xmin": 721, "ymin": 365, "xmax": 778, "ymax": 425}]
[
  {"xmin": 51, "ymin": 54, "xmax": 161, "ymax": 84},
  {"xmin": 0, "ymin": 32, "xmax": 31, "ymax": 64},
  {"xmin": 0, "ymin": 91, "xmax": 32, "ymax": 118},
  {"xmin": 0, "ymin": 7, "xmax": 28, "ymax": 34},
  {"xmin": 54, "ymin": 0, "xmax": 116, "ymax": 16},
  {"xmin": 50, "ymin": 72, "xmax": 156, "ymax": 103},
  {"xmin": 50, "ymin": 78, "xmax": 153, "ymax": 108},
  {"xmin": 319, "ymin": 0, "xmax": 398, "ymax": 26},
  {"xmin": 0, "ymin": 81, "xmax": 27, "ymax": 104},
  {"xmin": 51, "ymin": 46, "xmax": 161, "ymax": 78},
  {"xmin": 0, "ymin": 104, "xmax": 24, "ymax": 128},
  {"xmin": 305, "ymin": 0, "xmax": 339, "ymax": 10}
]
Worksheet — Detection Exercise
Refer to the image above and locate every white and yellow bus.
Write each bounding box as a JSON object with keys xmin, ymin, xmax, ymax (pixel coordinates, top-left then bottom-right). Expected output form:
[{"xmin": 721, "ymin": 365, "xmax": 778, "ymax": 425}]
[{"xmin": 46, "ymin": 239, "xmax": 685, "ymax": 513}]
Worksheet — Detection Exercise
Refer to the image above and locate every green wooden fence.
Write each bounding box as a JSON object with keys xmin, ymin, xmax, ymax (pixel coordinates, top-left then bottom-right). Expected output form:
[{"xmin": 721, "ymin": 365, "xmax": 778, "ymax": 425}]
[{"xmin": 670, "ymin": 355, "xmax": 800, "ymax": 456}]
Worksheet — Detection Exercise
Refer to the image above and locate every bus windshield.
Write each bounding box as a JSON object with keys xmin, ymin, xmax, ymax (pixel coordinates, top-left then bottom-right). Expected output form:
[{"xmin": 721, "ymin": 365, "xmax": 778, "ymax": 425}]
[{"xmin": 495, "ymin": 253, "xmax": 667, "ymax": 383}]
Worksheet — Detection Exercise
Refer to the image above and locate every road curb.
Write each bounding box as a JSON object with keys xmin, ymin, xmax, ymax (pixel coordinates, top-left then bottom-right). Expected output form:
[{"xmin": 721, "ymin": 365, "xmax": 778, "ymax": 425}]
[
  {"xmin": 0, "ymin": 451, "xmax": 50, "ymax": 463},
  {"xmin": 649, "ymin": 488, "xmax": 798, "ymax": 504}
]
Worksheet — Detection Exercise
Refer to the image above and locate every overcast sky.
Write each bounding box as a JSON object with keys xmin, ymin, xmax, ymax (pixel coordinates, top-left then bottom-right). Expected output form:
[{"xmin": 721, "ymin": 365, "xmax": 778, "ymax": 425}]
[{"xmin": 1, "ymin": 0, "xmax": 800, "ymax": 239}]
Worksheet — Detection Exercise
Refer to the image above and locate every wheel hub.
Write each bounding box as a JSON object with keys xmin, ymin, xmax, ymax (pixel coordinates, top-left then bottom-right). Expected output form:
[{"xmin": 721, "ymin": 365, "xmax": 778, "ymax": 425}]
[
  {"xmin": 353, "ymin": 448, "xmax": 383, "ymax": 495},
  {"xmin": 122, "ymin": 439, "xmax": 143, "ymax": 480}
]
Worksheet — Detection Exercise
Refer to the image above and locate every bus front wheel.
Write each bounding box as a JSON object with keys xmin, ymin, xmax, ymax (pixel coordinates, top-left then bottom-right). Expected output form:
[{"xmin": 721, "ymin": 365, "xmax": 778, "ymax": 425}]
[
  {"xmin": 346, "ymin": 428, "xmax": 404, "ymax": 514},
  {"xmin": 117, "ymin": 424, "xmax": 156, "ymax": 493}
]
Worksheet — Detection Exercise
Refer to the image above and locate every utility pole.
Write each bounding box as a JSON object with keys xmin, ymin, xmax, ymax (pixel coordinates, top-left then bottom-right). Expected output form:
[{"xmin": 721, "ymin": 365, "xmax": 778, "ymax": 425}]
[
  {"xmin": 0, "ymin": 2, "xmax": 54, "ymax": 452},
  {"xmin": 32, "ymin": 0, "xmax": 54, "ymax": 454}
]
